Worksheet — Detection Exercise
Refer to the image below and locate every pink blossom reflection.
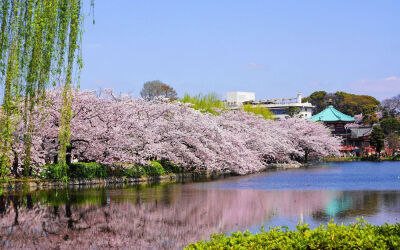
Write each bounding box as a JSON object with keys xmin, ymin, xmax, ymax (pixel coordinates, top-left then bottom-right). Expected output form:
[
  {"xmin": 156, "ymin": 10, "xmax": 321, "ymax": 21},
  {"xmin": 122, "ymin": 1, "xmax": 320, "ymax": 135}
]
[{"xmin": 0, "ymin": 187, "xmax": 341, "ymax": 249}]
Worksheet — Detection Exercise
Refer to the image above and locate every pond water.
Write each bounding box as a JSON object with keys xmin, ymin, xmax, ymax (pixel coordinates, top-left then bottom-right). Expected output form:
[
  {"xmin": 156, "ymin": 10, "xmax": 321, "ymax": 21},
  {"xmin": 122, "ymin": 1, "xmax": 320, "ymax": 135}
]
[{"xmin": 1, "ymin": 161, "xmax": 400, "ymax": 249}]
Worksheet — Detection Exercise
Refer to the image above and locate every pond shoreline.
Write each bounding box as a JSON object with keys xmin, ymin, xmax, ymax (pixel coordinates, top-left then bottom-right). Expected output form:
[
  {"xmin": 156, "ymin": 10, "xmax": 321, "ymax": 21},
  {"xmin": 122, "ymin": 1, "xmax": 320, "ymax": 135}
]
[
  {"xmin": 0, "ymin": 163, "xmax": 301, "ymax": 193},
  {"xmin": 323, "ymin": 156, "xmax": 400, "ymax": 162},
  {"xmin": 0, "ymin": 171, "xmax": 232, "ymax": 193}
]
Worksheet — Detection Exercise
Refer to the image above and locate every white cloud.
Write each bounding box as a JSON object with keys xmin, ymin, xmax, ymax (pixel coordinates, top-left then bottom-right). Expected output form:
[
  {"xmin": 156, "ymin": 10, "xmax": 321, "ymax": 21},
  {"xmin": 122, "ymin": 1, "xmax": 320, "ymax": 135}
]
[
  {"xmin": 348, "ymin": 76, "xmax": 400, "ymax": 100},
  {"xmin": 384, "ymin": 76, "xmax": 398, "ymax": 81},
  {"xmin": 244, "ymin": 62, "xmax": 267, "ymax": 70}
]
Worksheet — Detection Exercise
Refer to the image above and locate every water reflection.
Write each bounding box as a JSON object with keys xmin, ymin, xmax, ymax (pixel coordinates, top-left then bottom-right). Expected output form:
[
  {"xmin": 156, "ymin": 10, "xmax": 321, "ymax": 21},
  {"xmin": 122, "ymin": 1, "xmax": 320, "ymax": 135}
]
[
  {"xmin": 2, "ymin": 162, "xmax": 400, "ymax": 249},
  {"xmin": 216, "ymin": 161, "xmax": 400, "ymax": 191},
  {"xmin": 1, "ymin": 184, "xmax": 400, "ymax": 249}
]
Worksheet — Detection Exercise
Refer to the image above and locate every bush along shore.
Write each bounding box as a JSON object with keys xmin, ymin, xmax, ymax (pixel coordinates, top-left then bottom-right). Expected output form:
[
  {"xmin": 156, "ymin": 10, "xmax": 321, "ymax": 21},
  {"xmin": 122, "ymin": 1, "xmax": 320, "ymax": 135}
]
[
  {"xmin": 0, "ymin": 161, "xmax": 217, "ymax": 192},
  {"xmin": 0, "ymin": 161, "xmax": 301, "ymax": 192},
  {"xmin": 185, "ymin": 219, "xmax": 400, "ymax": 249}
]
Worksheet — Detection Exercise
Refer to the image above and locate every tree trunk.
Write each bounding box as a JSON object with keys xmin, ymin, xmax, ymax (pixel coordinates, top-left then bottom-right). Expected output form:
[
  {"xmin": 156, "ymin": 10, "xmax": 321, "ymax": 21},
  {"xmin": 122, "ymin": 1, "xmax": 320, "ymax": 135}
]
[
  {"xmin": 66, "ymin": 146, "xmax": 72, "ymax": 166},
  {"xmin": 12, "ymin": 151, "xmax": 19, "ymax": 177}
]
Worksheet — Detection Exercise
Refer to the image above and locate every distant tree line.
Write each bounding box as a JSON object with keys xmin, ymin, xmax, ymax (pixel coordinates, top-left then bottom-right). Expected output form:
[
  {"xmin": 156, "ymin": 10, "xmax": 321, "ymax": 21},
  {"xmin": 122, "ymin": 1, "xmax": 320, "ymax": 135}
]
[
  {"xmin": 302, "ymin": 91, "xmax": 381, "ymax": 124},
  {"xmin": 300, "ymin": 90, "xmax": 400, "ymax": 155}
]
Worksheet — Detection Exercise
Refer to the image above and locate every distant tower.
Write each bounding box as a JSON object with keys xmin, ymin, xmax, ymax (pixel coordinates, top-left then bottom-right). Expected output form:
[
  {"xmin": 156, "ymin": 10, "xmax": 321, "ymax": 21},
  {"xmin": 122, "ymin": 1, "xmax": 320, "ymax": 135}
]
[{"xmin": 297, "ymin": 93, "xmax": 302, "ymax": 104}]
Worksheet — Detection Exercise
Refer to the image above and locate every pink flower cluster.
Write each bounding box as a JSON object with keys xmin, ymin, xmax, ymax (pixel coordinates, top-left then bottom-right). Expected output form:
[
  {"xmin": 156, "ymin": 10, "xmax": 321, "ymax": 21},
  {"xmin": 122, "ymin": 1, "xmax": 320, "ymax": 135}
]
[{"xmin": 10, "ymin": 89, "xmax": 341, "ymax": 175}]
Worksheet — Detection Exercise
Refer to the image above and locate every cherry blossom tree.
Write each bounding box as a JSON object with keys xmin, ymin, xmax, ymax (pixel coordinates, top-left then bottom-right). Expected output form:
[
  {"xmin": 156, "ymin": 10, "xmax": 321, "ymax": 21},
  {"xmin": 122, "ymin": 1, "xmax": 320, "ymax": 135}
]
[
  {"xmin": 276, "ymin": 118, "xmax": 342, "ymax": 162},
  {"xmin": 7, "ymin": 88, "xmax": 341, "ymax": 176}
]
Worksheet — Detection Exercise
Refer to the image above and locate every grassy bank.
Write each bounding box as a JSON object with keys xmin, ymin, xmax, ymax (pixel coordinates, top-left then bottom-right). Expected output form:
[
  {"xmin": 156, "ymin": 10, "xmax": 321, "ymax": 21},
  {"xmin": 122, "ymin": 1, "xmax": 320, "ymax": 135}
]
[
  {"xmin": 185, "ymin": 220, "xmax": 400, "ymax": 249},
  {"xmin": 0, "ymin": 160, "xmax": 233, "ymax": 193},
  {"xmin": 38, "ymin": 160, "xmax": 183, "ymax": 180},
  {"xmin": 324, "ymin": 155, "xmax": 400, "ymax": 162}
]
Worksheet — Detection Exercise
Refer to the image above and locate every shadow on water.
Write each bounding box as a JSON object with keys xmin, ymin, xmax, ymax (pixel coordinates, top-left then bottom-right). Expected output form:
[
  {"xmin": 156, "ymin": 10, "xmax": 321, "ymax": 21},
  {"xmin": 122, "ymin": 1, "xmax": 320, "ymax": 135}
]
[{"xmin": 1, "ymin": 161, "xmax": 400, "ymax": 249}]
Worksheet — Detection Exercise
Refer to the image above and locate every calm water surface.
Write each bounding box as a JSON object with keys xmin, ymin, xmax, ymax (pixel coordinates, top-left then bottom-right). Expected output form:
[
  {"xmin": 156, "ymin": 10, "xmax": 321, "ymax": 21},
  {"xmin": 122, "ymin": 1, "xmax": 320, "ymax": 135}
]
[{"xmin": 1, "ymin": 161, "xmax": 400, "ymax": 249}]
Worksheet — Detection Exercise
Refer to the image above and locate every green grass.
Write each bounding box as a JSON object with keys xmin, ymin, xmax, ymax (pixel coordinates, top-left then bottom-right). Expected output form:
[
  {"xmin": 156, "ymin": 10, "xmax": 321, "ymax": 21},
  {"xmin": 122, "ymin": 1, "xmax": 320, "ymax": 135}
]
[{"xmin": 185, "ymin": 219, "xmax": 400, "ymax": 249}]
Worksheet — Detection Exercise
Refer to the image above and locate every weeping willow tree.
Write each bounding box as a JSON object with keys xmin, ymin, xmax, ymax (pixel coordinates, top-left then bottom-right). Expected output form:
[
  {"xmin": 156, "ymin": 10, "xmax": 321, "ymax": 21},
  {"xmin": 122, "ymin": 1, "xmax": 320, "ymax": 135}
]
[
  {"xmin": 181, "ymin": 93, "xmax": 226, "ymax": 115},
  {"xmin": 0, "ymin": 0, "xmax": 92, "ymax": 178},
  {"xmin": 242, "ymin": 104, "xmax": 274, "ymax": 120}
]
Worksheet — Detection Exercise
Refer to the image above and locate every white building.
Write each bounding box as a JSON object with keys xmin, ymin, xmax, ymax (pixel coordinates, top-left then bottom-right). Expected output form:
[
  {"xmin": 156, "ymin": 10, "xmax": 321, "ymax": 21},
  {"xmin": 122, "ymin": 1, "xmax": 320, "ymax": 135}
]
[
  {"xmin": 226, "ymin": 91, "xmax": 255, "ymax": 107},
  {"xmin": 226, "ymin": 92, "xmax": 314, "ymax": 120}
]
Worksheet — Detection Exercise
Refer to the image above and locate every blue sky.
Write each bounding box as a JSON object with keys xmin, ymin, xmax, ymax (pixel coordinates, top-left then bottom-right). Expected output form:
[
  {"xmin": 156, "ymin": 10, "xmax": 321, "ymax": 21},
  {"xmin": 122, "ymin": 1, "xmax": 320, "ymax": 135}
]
[{"xmin": 80, "ymin": 0, "xmax": 400, "ymax": 100}]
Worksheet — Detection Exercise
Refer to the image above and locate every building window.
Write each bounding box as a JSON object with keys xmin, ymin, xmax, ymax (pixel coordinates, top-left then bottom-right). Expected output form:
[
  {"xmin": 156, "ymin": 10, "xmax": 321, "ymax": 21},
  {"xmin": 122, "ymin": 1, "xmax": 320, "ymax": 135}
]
[{"xmin": 271, "ymin": 109, "xmax": 286, "ymax": 115}]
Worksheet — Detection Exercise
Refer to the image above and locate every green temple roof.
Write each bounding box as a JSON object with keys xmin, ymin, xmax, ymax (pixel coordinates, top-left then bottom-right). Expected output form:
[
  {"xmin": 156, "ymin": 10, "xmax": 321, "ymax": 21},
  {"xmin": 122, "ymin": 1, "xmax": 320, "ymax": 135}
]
[{"xmin": 311, "ymin": 105, "xmax": 355, "ymax": 122}]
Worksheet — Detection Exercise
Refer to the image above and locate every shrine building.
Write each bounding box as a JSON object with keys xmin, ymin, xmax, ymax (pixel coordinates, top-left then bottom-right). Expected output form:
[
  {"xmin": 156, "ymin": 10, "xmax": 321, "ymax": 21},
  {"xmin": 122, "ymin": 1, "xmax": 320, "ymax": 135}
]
[{"xmin": 311, "ymin": 105, "xmax": 355, "ymax": 136}]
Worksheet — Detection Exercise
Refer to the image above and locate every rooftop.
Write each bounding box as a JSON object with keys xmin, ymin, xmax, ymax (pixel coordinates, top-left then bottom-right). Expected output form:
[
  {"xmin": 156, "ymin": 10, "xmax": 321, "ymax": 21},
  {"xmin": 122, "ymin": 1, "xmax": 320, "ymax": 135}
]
[
  {"xmin": 311, "ymin": 105, "xmax": 355, "ymax": 122},
  {"xmin": 349, "ymin": 126, "xmax": 373, "ymax": 139}
]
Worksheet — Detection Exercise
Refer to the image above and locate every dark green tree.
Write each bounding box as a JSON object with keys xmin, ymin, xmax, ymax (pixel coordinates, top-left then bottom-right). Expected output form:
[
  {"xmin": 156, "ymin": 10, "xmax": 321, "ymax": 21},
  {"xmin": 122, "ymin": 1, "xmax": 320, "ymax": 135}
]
[
  {"xmin": 370, "ymin": 126, "xmax": 385, "ymax": 155},
  {"xmin": 380, "ymin": 118, "xmax": 400, "ymax": 135},
  {"xmin": 302, "ymin": 91, "xmax": 327, "ymax": 114},
  {"xmin": 285, "ymin": 106, "xmax": 300, "ymax": 117},
  {"xmin": 304, "ymin": 91, "xmax": 381, "ymax": 123}
]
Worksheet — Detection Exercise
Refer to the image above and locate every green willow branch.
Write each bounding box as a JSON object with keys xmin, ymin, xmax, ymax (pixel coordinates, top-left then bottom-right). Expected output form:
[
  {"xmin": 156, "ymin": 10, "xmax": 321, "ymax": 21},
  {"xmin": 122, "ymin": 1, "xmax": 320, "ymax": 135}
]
[{"xmin": 0, "ymin": 0, "xmax": 90, "ymax": 179}]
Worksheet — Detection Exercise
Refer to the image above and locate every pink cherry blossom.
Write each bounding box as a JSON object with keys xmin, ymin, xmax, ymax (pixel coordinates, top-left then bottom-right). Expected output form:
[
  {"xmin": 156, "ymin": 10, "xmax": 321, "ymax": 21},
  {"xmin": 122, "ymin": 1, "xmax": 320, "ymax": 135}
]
[{"xmin": 7, "ymin": 88, "xmax": 341, "ymax": 176}]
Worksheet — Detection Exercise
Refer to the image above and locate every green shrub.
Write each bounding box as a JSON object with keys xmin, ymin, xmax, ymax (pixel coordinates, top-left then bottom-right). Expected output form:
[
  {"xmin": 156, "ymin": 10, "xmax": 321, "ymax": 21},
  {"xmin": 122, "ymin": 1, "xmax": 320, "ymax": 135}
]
[
  {"xmin": 124, "ymin": 164, "xmax": 146, "ymax": 178},
  {"xmin": 392, "ymin": 154, "xmax": 400, "ymax": 161},
  {"xmin": 40, "ymin": 164, "xmax": 67, "ymax": 179},
  {"xmin": 69, "ymin": 162, "xmax": 107, "ymax": 179},
  {"xmin": 185, "ymin": 219, "xmax": 400, "ymax": 249},
  {"xmin": 160, "ymin": 160, "xmax": 183, "ymax": 173},
  {"xmin": 107, "ymin": 163, "xmax": 124, "ymax": 177},
  {"xmin": 144, "ymin": 161, "xmax": 165, "ymax": 176},
  {"xmin": 40, "ymin": 161, "xmax": 169, "ymax": 179},
  {"xmin": 361, "ymin": 154, "xmax": 381, "ymax": 161}
]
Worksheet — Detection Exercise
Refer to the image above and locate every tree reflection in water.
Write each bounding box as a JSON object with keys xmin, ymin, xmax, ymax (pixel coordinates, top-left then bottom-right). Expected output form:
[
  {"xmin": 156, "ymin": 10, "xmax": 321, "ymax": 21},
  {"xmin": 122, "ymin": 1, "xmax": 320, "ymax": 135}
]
[{"xmin": 1, "ymin": 185, "xmax": 400, "ymax": 249}]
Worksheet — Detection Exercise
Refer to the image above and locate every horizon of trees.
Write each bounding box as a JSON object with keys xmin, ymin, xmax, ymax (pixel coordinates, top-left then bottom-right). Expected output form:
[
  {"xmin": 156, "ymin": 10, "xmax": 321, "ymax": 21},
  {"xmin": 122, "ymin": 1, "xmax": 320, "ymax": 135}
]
[
  {"xmin": 302, "ymin": 91, "xmax": 381, "ymax": 122},
  {"xmin": 302, "ymin": 91, "xmax": 400, "ymax": 118}
]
